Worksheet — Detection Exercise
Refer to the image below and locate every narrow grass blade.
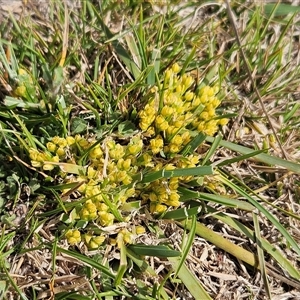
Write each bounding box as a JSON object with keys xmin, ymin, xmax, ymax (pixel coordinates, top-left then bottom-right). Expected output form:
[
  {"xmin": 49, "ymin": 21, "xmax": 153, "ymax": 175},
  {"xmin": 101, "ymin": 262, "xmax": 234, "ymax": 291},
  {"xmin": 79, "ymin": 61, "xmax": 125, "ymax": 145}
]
[
  {"xmin": 206, "ymin": 136, "xmax": 300, "ymax": 174},
  {"xmin": 162, "ymin": 206, "xmax": 201, "ymax": 220},
  {"xmin": 178, "ymin": 220, "xmax": 258, "ymax": 268},
  {"xmin": 216, "ymin": 148, "xmax": 268, "ymax": 167},
  {"xmin": 207, "ymin": 207, "xmax": 300, "ymax": 280},
  {"xmin": 114, "ymin": 241, "xmax": 127, "ymax": 286},
  {"xmin": 218, "ymin": 175, "xmax": 300, "ymax": 257},
  {"xmin": 178, "ymin": 187, "xmax": 255, "ymax": 211},
  {"xmin": 56, "ymin": 247, "xmax": 115, "ymax": 279},
  {"xmin": 202, "ymin": 133, "xmax": 222, "ymax": 165},
  {"xmin": 128, "ymin": 244, "xmax": 181, "ymax": 257},
  {"xmin": 168, "ymin": 255, "xmax": 212, "ymax": 300},
  {"xmin": 141, "ymin": 166, "xmax": 213, "ymax": 183},
  {"xmin": 253, "ymin": 212, "xmax": 271, "ymax": 299},
  {"xmin": 174, "ymin": 215, "xmax": 196, "ymax": 277}
]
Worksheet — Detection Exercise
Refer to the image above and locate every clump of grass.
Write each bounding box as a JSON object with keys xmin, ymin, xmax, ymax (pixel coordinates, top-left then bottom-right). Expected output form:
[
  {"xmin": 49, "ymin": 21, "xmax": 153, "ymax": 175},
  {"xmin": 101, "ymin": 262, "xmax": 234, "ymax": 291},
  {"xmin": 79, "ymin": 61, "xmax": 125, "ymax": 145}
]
[{"xmin": 1, "ymin": 1, "xmax": 300, "ymax": 299}]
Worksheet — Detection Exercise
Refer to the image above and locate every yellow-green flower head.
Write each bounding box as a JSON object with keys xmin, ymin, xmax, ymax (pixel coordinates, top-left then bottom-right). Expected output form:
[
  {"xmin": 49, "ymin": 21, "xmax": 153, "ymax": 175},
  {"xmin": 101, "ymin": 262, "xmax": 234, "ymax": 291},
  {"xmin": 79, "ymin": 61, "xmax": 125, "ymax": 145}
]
[
  {"xmin": 172, "ymin": 63, "xmax": 181, "ymax": 74},
  {"xmin": 150, "ymin": 203, "xmax": 167, "ymax": 214},
  {"xmin": 80, "ymin": 200, "xmax": 98, "ymax": 221},
  {"xmin": 155, "ymin": 115, "xmax": 169, "ymax": 131},
  {"xmin": 127, "ymin": 136, "xmax": 143, "ymax": 155},
  {"xmin": 52, "ymin": 136, "xmax": 68, "ymax": 148},
  {"xmin": 150, "ymin": 135, "xmax": 164, "ymax": 154},
  {"xmin": 88, "ymin": 235, "xmax": 105, "ymax": 249},
  {"xmin": 65, "ymin": 229, "xmax": 81, "ymax": 245},
  {"xmin": 98, "ymin": 211, "xmax": 114, "ymax": 226},
  {"xmin": 46, "ymin": 142, "xmax": 57, "ymax": 153},
  {"xmin": 109, "ymin": 143, "xmax": 125, "ymax": 160},
  {"xmin": 66, "ymin": 136, "xmax": 76, "ymax": 146},
  {"xmin": 89, "ymin": 145, "xmax": 103, "ymax": 160}
]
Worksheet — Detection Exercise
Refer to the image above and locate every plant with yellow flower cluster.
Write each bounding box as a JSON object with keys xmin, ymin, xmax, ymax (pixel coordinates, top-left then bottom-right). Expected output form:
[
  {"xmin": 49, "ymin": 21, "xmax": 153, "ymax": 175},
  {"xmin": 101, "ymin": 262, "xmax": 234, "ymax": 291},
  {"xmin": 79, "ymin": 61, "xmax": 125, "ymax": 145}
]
[
  {"xmin": 28, "ymin": 63, "xmax": 227, "ymax": 250},
  {"xmin": 139, "ymin": 63, "xmax": 228, "ymax": 155}
]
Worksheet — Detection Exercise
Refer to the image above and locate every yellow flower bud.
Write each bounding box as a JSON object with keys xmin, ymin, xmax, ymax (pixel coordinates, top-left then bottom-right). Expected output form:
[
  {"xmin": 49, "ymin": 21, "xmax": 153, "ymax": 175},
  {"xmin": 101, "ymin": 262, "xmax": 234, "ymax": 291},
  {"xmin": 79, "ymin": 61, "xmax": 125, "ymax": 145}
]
[
  {"xmin": 46, "ymin": 142, "xmax": 57, "ymax": 153},
  {"xmin": 43, "ymin": 164, "xmax": 55, "ymax": 171},
  {"xmin": 135, "ymin": 226, "xmax": 146, "ymax": 235},
  {"xmin": 56, "ymin": 147, "xmax": 65, "ymax": 157},
  {"xmin": 172, "ymin": 63, "xmax": 181, "ymax": 74},
  {"xmin": 66, "ymin": 136, "xmax": 75, "ymax": 146}
]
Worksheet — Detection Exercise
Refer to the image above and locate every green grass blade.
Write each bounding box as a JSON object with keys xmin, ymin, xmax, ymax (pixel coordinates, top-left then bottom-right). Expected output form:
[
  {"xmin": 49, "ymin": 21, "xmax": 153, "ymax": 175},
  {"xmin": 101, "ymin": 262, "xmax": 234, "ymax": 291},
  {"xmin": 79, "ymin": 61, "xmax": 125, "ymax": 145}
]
[
  {"xmin": 128, "ymin": 244, "xmax": 181, "ymax": 257},
  {"xmin": 56, "ymin": 247, "xmax": 115, "ymax": 279},
  {"xmin": 253, "ymin": 212, "xmax": 271, "ymax": 299},
  {"xmin": 207, "ymin": 207, "xmax": 300, "ymax": 280},
  {"xmin": 206, "ymin": 136, "xmax": 300, "ymax": 174},
  {"xmin": 178, "ymin": 220, "xmax": 258, "ymax": 268},
  {"xmin": 218, "ymin": 175, "xmax": 300, "ymax": 257},
  {"xmin": 178, "ymin": 187, "xmax": 255, "ymax": 211},
  {"xmin": 174, "ymin": 215, "xmax": 196, "ymax": 277},
  {"xmin": 168, "ymin": 255, "xmax": 212, "ymax": 300},
  {"xmin": 141, "ymin": 166, "xmax": 213, "ymax": 183}
]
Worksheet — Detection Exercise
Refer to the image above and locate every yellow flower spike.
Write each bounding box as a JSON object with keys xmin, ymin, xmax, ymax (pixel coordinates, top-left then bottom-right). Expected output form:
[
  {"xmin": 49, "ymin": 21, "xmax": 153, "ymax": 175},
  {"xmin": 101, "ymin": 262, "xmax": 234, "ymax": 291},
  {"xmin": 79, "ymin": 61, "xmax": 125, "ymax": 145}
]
[
  {"xmin": 155, "ymin": 115, "xmax": 169, "ymax": 131},
  {"xmin": 125, "ymin": 188, "xmax": 135, "ymax": 198},
  {"xmin": 168, "ymin": 192, "xmax": 180, "ymax": 206},
  {"xmin": 140, "ymin": 153, "xmax": 154, "ymax": 167},
  {"xmin": 192, "ymin": 97, "xmax": 201, "ymax": 107},
  {"xmin": 169, "ymin": 144, "xmax": 180, "ymax": 153},
  {"xmin": 122, "ymin": 174, "xmax": 132, "ymax": 185},
  {"xmin": 46, "ymin": 142, "xmax": 57, "ymax": 153},
  {"xmin": 66, "ymin": 229, "xmax": 81, "ymax": 245},
  {"xmin": 164, "ymin": 69, "xmax": 172, "ymax": 81},
  {"xmin": 87, "ymin": 166, "xmax": 97, "ymax": 179},
  {"xmin": 155, "ymin": 203, "xmax": 167, "ymax": 214},
  {"xmin": 128, "ymin": 144, "xmax": 139, "ymax": 155},
  {"xmin": 181, "ymin": 131, "xmax": 191, "ymax": 144},
  {"xmin": 123, "ymin": 230, "xmax": 134, "ymax": 244},
  {"xmin": 160, "ymin": 106, "xmax": 174, "ymax": 118},
  {"xmin": 89, "ymin": 235, "xmax": 105, "ymax": 248},
  {"xmin": 211, "ymin": 97, "xmax": 221, "ymax": 108},
  {"xmin": 52, "ymin": 155, "xmax": 60, "ymax": 163},
  {"xmin": 97, "ymin": 202, "xmax": 108, "ymax": 211},
  {"xmin": 98, "ymin": 211, "xmax": 114, "ymax": 226},
  {"xmin": 176, "ymin": 84, "xmax": 183, "ymax": 94},
  {"xmin": 172, "ymin": 63, "xmax": 181, "ymax": 74},
  {"xmin": 51, "ymin": 136, "xmax": 60, "ymax": 145},
  {"xmin": 122, "ymin": 158, "xmax": 131, "ymax": 171},
  {"xmin": 197, "ymin": 122, "xmax": 206, "ymax": 132}
]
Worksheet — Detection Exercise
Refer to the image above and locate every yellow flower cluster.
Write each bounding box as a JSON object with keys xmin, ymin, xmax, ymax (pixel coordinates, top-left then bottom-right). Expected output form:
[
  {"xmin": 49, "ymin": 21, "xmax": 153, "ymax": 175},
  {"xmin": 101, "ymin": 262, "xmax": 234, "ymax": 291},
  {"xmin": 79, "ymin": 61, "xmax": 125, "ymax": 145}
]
[
  {"xmin": 139, "ymin": 63, "xmax": 228, "ymax": 154},
  {"xmin": 28, "ymin": 63, "xmax": 228, "ymax": 249}
]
